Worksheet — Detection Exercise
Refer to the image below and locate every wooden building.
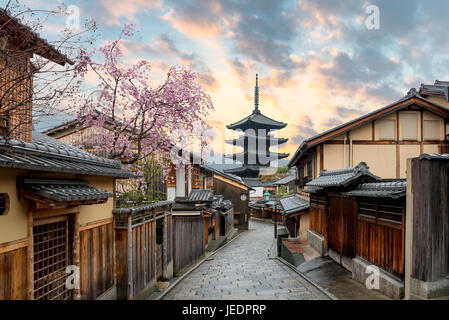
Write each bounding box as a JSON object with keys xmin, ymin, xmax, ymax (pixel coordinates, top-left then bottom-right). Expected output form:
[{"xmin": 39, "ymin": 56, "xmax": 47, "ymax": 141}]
[
  {"xmin": 166, "ymin": 158, "xmax": 251, "ymax": 230},
  {"xmin": 304, "ymin": 162, "xmax": 407, "ymax": 299},
  {"xmin": 0, "ymin": 12, "xmax": 136, "ymax": 300},
  {"xmin": 43, "ymin": 113, "xmax": 166, "ymax": 199},
  {"xmin": 279, "ymin": 195, "xmax": 310, "ymax": 239},
  {"xmin": 0, "ymin": 133, "xmax": 134, "ymax": 300},
  {"xmin": 289, "ymin": 87, "xmax": 449, "ymax": 189}
]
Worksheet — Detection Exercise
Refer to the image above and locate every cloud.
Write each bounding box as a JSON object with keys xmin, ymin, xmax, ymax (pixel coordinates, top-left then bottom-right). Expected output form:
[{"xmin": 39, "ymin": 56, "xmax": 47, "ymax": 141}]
[{"xmin": 99, "ymin": 0, "xmax": 162, "ymax": 26}]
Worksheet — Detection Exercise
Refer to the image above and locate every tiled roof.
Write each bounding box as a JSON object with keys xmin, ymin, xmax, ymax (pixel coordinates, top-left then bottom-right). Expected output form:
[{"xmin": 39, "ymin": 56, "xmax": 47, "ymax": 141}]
[
  {"xmin": 227, "ymin": 110, "xmax": 287, "ymax": 131},
  {"xmin": 242, "ymin": 178, "xmax": 274, "ymax": 188},
  {"xmin": 112, "ymin": 200, "xmax": 174, "ymax": 214},
  {"xmin": 186, "ymin": 189, "xmax": 214, "ymax": 202},
  {"xmin": 305, "ymin": 162, "xmax": 379, "ymax": 191},
  {"xmin": 274, "ymin": 175, "xmax": 296, "ymax": 185},
  {"xmin": 0, "ymin": 132, "xmax": 135, "ymax": 178},
  {"xmin": 0, "ymin": 9, "xmax": 73, "ymax": 65},
  {"xmin": 419, "ymin": 153, "xmax": 449, "ymax": 161},
  {"xmin": 342, "ymin": 180, "xmax": 406, "ymax": 199},
  {"xmin": 279, "ymin": 195, "xmax": 310, "ymax": 215},
  {"xmin": 200, "ymin": 164, "xmax": 250, "ymax": 188},
  {"xmin": 22, "ymin": 179, "xmax": 113, "ymax": 202}
]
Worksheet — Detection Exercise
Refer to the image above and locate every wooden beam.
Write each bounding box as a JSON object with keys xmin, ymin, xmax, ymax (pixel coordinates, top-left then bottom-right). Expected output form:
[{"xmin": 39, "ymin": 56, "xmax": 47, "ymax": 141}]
[
  {"xmin": 0, "ymin": 238, "xmax": 29, "ymax": 254},
  {"xmin": 73, "ymin": 212, "xmax": 81, "ymax": 300},
  {"xmin": 79, "ymin": 218, "xmax": 113, "ymax": 232},
  {"xmin": 396, "ymin": 111, "xmax": 400, "ymax": 179},
  {"xmin": 26, "ymin": 211, "xmax": 33, "ymax": 300}
]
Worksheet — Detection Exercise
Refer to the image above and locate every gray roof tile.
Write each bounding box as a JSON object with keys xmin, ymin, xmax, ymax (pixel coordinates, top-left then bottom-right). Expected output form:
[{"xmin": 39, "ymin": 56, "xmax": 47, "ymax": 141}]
[
  {"xmin": 22, "ymin": 179, "xmax": 113, "ymax": 202},
  {"xmin": 419, "ymin": 153, "xmax": 449, "ymax": 161},
  {"xmin": 112, "ymin": 200, "xmax": 174, "ymax": 215},
  {"xmin": 0, "ymin": 132, "xmax": 135, "ymax": 178},
  {"xmin": 279, "ymin": 195, "xmax": 310, "ymax": 215},
  {"xmin": 305, "ymin": 162, "xmax": 379, "ymax": 190},
  {"xmin": 274, "ymin": 175, "xmax": 296, "ymax": 185},
  {"xmin": 342, "ymin": 180, "xmax": 406, "ymax": 199}
]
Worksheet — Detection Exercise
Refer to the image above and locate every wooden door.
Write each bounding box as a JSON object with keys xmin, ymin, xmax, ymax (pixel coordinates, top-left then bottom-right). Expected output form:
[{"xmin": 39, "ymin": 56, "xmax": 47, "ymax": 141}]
[{"xmin": 328, "ymin": 196, "xmax": 357, "ymax": 260}]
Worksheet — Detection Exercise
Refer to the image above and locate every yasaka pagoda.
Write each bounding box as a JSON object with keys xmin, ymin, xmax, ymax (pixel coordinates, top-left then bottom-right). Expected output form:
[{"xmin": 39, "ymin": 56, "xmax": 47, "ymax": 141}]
[{"xmin": 225, "ymin": 75, "xmax": 289, "ymax": 178}]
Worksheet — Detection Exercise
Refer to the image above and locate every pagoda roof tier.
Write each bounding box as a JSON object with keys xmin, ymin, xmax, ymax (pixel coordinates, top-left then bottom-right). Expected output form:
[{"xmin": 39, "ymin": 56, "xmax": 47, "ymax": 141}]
[
  {"xmin": 226, "ymin": 109, "xmax": 287, "ymax": 131},
  {"xmin": 225, "ymin": 150, "xmax": 290, "ymax": 161},
  {"xmin": 224, "ymin": 166, "xmax": 260, "ymax": 178},
  {"xmin": 225, "ymin": 135, "xmax": 288, "ymax": 146}
]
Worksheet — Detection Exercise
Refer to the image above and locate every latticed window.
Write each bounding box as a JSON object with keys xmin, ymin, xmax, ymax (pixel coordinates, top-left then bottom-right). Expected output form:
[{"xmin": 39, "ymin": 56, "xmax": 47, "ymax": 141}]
[
  {"xmin": 33, "ymin": 218, "xmax": 73, "ymax": 300},
  {"xmin": 0, "ymin": 193, "xmax": 9, "ymax": 215}
]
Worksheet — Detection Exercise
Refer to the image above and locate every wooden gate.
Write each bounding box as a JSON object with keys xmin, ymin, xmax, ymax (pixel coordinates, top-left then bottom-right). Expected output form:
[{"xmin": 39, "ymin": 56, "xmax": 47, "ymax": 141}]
[
  {"xmin": 33, "ymin": 217, "xmax": 73, "ymax": 300},
  {"xmin": 328, "ymin": 196, "xmax": 357, "ymax": 263}
]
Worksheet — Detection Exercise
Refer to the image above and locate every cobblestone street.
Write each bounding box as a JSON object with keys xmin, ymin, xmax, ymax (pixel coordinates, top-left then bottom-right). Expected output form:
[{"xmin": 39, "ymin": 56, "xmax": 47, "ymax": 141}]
[{"xmin": 163, "ymin": 220, "xmax": 330, "ymax": 300}]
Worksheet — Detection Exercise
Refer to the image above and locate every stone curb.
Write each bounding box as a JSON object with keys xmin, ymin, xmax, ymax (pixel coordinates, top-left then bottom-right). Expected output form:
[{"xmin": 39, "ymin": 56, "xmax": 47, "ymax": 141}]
[{"xmin": 275, "ymin": 256, "xmax": 338, "ymax": 300}]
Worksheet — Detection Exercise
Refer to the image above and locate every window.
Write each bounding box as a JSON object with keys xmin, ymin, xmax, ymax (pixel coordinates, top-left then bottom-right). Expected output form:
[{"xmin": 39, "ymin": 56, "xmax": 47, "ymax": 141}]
[
  {"xmin": 0, "ymin": 114, "xmax": 10, "ymax": 137},
  {"xmin": 423, "ymin": 120, "xmax": 441, "ymax": 141},
  {"xmin": 378, "ymin": 119, "xmax": 395, "ymax": 140},
  {"xmin": 402, "ymin": 113, "xmax": 418, "ymax": 140},
  {"xmin": 0, "ymin": 194, "xmax": 9, "ymax": 216}
]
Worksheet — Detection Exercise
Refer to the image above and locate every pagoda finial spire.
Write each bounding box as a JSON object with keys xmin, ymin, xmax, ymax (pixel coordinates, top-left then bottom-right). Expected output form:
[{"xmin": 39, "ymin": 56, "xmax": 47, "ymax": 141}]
[{"xmin": 254, "ymin": 73, "xmax": 259, "ymax": 112}]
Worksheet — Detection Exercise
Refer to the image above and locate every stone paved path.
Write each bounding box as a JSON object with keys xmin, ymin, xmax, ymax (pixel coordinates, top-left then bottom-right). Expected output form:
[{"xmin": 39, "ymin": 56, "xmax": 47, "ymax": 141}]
[{"xmin": 163, "ymin": 220, "xmax": 330, "ymax": 300}]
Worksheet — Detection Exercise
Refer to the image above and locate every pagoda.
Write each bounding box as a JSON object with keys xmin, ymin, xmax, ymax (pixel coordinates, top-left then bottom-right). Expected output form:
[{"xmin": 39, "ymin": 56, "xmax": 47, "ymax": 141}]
[{"xmin": 224, "ymin": 75, "xmax": 289, "ymax": 178}]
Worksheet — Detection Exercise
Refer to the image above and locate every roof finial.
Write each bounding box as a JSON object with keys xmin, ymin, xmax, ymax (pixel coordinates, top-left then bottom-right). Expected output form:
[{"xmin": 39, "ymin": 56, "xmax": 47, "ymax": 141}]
[{"xmin": 254, "ymin": 73, "xmax": 259, "ymax": 112}]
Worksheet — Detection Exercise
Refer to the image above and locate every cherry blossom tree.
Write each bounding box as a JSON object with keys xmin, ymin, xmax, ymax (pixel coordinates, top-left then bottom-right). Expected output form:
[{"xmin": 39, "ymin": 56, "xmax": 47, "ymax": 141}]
[{"xmin": 75, "ymin": 25, "xmax": 214, "ymax": 186}]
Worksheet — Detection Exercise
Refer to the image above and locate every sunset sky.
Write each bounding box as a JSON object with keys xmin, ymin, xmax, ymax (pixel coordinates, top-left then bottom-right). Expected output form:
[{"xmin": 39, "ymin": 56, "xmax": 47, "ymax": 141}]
[{"xmin": 13, "ymin": 0, "xmax": 449, "ymax": 160}]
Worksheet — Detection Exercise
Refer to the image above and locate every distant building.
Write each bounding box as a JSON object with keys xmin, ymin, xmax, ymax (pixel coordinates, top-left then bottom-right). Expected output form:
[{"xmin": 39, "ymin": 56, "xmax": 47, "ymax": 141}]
[{"xmin": 225, "ymin": 75, "xmax": 289, "ymax": 178}]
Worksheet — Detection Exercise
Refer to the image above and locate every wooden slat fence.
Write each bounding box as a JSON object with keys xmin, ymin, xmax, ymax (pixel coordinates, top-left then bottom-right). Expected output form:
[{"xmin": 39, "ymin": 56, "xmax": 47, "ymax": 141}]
[
  {"xmin": 172, "ymin": 214, "xmax": 205, "ymax": 275},
  {"xmin": 114, "ymin": 202, "xmax": 173, "ymax": 300}
]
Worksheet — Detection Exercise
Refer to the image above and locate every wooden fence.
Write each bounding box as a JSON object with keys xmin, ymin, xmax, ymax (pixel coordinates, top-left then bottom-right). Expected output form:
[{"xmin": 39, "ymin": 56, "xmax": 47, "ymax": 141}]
[
  {"xmin": 220, "ymin": 208, "xmax": 234, "ymax": 236},
  {"xmin": 172, "ymin": 214, "xmax": 205, "ymax": 275},
  {"xmin": 114, "ymin": 201, "xmax": 173, "ymax": 300},
  {"xmin": 309, "ymin": 192, "xmax": 405, "ymax": 279}
]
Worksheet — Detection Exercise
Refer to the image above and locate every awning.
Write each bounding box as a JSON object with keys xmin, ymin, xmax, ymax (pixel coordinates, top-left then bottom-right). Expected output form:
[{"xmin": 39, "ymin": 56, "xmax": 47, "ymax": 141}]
[{"xmin": 21, "ymin": 179, "xmax": 113, "ymax": 204}]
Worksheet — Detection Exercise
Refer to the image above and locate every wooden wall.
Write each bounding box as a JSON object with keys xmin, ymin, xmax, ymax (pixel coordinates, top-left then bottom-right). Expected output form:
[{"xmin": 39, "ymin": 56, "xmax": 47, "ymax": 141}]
[
  {"xmin": 213, "ymin": 177, "xmax": 249, "ymax": 230},
  {"xmin": 357, "ymin": 216, "xmax": 404, "ymax": 279},
  {"xmin": 411, "ymin": 157, "xmax": 449, "ymax": 282},
  {"xmin": 0, "ymin": 241, "xmax": 28, "ymax": 300},
  {"xmin": 172, "ymin": 215, "xmax": 205, "ymax": 274},
  {"xmin": 79, "ymin": 221, "xmax": 114, "ymax": 300},
  {"xmin": 310, "ymin": 194, "xmax": 328, "ymax": 240}
]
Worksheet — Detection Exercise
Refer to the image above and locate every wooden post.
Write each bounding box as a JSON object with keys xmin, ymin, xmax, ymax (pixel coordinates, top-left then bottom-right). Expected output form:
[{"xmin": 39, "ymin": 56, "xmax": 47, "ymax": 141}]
[
  {"xmin": 26, "ymin": 211, "xmax": 34, "ymax": 300},
  {"xmin": 127, "ymin": 214, "xmax": 133, "ymax": 300},
  {"xmin": 152, "ymin": 216, "xmax": 157, "ymax": 281},
  {"xmin": 204, "ymin": 216, "xmax": 209, "ymax": 248},
  {"xmin": 162, "ymin": 210, "xmax": 168, "ymax": 279},
  {"xmin": 72, "ymin": 211, "xmax": 81, "ymax": 300}
]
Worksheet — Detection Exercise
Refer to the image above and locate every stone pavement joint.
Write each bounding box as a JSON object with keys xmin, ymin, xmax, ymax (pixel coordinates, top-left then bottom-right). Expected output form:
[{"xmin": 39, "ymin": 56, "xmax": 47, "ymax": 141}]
[{"xmin": 163, "ymin": 220, "xmax": 330, "ymax": 300}]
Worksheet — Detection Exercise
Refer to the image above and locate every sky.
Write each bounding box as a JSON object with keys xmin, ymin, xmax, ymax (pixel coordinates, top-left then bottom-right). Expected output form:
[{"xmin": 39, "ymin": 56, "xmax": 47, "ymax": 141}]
[{"xmin": 7, "ymin": 0, "xmax": 449, "ymax": 160}]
